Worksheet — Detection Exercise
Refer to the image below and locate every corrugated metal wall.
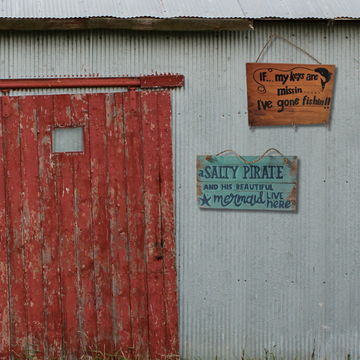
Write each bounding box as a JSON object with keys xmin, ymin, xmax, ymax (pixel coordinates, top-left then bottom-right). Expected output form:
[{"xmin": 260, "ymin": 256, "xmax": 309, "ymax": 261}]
[{"xmin": 0, "ymin": 22, "xmax": 359, "ymax": 359}]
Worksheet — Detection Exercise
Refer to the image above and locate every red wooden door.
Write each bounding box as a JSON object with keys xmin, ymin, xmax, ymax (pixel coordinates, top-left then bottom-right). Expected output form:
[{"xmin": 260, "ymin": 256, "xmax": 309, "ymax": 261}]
[{"xmin": 0, "ymin": 91, "xmax": 178, "ymax": 359}]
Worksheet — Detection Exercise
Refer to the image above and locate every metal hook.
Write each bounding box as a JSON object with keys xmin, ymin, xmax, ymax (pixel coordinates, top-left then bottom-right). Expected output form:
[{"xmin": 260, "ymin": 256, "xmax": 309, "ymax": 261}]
[
  {"xmin": 292, "ymin": 122, "xmax": 296, "ymax": 130},
  {"xmin": 324, "ymin": 121, "xmax": 329, "ymax": 129},
  {"xmin": 249, "ymin": 123, "xmax": 253, "ymax": 130}
]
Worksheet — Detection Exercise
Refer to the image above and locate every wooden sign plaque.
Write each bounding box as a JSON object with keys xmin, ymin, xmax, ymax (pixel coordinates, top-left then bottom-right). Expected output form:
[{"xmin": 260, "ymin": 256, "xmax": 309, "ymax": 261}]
[
  {"xmin": 246, "ymin": 63, "xmax": 335, "ymax": 126},
  {"xmin": 197, "ymin": 155, "xmax": 297, "ymax": 211}
]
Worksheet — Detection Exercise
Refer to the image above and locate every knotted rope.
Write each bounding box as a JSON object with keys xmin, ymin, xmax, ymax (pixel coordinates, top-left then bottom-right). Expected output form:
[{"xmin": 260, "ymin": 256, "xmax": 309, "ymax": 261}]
[{"xmin": 205, "ymin": 148, "xmax": 289, "ymax": 166}]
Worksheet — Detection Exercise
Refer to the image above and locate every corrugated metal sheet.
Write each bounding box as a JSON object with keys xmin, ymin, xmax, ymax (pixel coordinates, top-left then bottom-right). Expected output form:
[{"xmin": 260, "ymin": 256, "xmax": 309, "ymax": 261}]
[
  {"xmin": 0, "ymin": 23, "xmax": 360, "ymax": 359},
  {"xmin": 0, "ymin": 0, "xmax": 360, "ymax": 20},
  {"xmin": 0, "ymin": 0, "xmax": 246, "ymax": 19},
  {"xmin": 241, "ymin": 0, "xmax": 360, "ymax": 19}
]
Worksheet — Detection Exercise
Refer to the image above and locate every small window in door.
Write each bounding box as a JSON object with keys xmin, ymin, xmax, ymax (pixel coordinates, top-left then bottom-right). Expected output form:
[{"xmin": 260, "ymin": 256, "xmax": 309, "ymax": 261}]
[{"xmin": 52, "ymin": 126, "xmax": 84, "ymax": 153}]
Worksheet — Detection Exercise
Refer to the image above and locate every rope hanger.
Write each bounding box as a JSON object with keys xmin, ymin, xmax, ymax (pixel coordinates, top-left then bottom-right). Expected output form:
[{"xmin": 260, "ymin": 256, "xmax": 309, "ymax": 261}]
[
  {"xmin": 253, "ymin": 34, "xmax": 327, "ymax": 129},
  {"xmin": 256, "ymin": 33, "xmax": 321, "ymax": 64},
  {"xmin": 205, "ymin": 148, "xmax": 289, "ymax": 167}
]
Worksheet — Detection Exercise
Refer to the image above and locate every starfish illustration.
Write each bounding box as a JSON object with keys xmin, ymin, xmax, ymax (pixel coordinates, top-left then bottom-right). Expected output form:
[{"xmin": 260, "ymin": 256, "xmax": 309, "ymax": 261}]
[{"xmin": 199, "ymin": 194, "xmax": 211, "ymax": 207}]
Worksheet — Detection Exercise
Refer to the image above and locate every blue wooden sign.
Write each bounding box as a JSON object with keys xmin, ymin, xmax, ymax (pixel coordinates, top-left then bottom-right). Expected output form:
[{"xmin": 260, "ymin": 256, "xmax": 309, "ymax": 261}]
[{"xmin": 197, "ymin": 155, "xmax": 297, "ymax": 211}]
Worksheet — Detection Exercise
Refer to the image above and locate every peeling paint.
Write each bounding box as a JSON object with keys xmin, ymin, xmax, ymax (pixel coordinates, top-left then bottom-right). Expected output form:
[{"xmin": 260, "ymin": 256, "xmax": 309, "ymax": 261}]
[{"xmin": 0, "ymin": 91, "xmax": 178, "ymax": 359}]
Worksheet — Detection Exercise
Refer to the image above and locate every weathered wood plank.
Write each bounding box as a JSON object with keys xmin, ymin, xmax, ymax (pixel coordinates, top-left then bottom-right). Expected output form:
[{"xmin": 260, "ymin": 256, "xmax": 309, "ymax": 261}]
[
  {"xmin": 19, "ymin": 96, "xmax": 46, "ymax": 355},
  {"xmin": 112, "ymin": 93, "xmax": 133, "ymax": 356},
  {"xmin": 3, "ymin": 97, "xmax": 27, "ymax": 356},
  {"xmin": 53, "ymin": 94, "xmax": 79, "ymax": 357},
  {"xmin": 71, "ymin": 94, "xmax": 97, "ymax": 353},
  {"xmin": 197, "ymin": 155, "xmax": 298, "ymax": 211},
  {"xmin": 0, "ymin": 98, "xmax": 10, "ymax": 358},
  {"xmin": 246, "ymin": 63, "xmax": 335, "ymax": 126},
  {"xmin": 0, "ymin": 90, "xmax": 179, "ymax": 359},
  {"xmin": 103, "ymin": 93, "xmax": 118, "ymax": 349},
  {"xmin": 197, "ymin": 155, "xmax": 297, "ymax": 183},
  {"xmin": 157, "ymin": 90, "xmax": 179, "ymax": 356},
  {"xmin": 141, "ymin": 91, "xmax": 167, "ymax": 360},
  {"xmin": 124, "ymin": 90, "xmax": 150, "ymax": 359},
  {"xmin": 37, "ymin": 95, "xmax": 62, "ymax": 358},
  {"xmin": 0, "ymin": 18, "xmax": 253, "ymax": 31},
  {"xmin": 88, "ymin": 93, "xmax": 113, "ymax": 352}
]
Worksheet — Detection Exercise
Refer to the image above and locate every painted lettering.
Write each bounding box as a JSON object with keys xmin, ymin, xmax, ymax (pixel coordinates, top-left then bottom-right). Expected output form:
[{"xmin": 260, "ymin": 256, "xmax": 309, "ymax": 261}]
[
  {"xmin": 229, "ymin": 166, "xmax": 239, "ymax": 179},
  {"xmin": 243, "ymin": 166, "xmax": 250, "ymax": 179},
  {"xmin": 204, "ymin": 166, "xmax": 211, "ymax": 178},
  {"xmin": 221, "ymin": 184, "xmax": 232, "ymax": 190},
  {"xmin": 213, "ymin": 192, "xmax": 266, "ymax": 208}
]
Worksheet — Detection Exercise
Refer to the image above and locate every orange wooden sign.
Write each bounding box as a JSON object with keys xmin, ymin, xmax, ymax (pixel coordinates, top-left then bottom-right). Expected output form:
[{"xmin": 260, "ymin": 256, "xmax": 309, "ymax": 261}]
[{"xmin": 246, "ymin": 63, "xmax": 335, "ymax": 126}]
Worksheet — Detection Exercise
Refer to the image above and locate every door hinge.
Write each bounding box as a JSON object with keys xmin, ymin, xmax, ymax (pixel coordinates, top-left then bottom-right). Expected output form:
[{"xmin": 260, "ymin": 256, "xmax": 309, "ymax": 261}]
[
  {"xmin": 2, "ymin": 89, "xmax": 10, "ymax": 118},
  {"xmin": 128, "ymin": 86, "xmax": 137, "ymax": 113}
]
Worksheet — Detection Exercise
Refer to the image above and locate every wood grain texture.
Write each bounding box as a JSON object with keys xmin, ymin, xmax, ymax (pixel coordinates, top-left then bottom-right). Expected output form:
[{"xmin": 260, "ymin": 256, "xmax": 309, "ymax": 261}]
[
  {"xmin": 88, "ymin": 94, "xmax": 114, "ymax": 352},
  {"xmin": 0, "ymin": 90, "xmax": 178, "ymax": 358},
  {"xmin": 197, "ymin": 155, "xmax": 298, "ymax": 211},
  {"xmin": 19, "ymin": 96, "xmax": 46, "ymax": 355},
  {"xmin": 124, "ymin": 90, "xmax": 150, "ymax": 359},
  {"xmin": 141, "ymin": 91, "xmax": 167, "ymax": 360},
  {"xmin": 246, "ymin": 63, "xmax": 335, "ymax": 126},
  {"xmin": 157, "ymin": 91, "xmax": 179, "ymax": 355},
  {"xmin": 71, "ymin": 94, "xmax": 97, "ymax": 353},
  {"xmin": 53, "ymin": 94, "xmax": 80, "ymax": 357},
  {"xmin": 3, "ymin": 97, "xmax": 28, "ymax": 356},
  {"xmin": 0, "ymin": 18, "xmax": 253, "ymax": 31},
  {"xmin": 37, "ymin": 95, "xmax": 62, "ymax": 358},
  {"xmin": 0, "ymin": 99, "xmax": 10, "ymax": 358},
  {"xmin": 107, "ymin": 93, "xmax": 133, "ymax": 355}
]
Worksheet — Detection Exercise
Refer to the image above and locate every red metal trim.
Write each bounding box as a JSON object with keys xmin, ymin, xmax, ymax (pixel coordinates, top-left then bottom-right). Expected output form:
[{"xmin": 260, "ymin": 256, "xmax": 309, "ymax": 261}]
[
  {"xmin": 140, "ymin": 75, "xmax": 185, "ymax": 88},
  {"xmin": 0, "ymin": 75, "xmax": 184, "ymax": 90}
]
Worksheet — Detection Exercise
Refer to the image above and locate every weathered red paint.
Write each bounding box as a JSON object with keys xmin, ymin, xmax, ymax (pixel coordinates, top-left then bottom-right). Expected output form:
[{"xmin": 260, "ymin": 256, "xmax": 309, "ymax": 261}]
[
  {"xmin": 71, "ymin": 94, "xmax": 97, "ymax": 352},
  {"xmin": 124, "ymin": 91, "xmax": 150, "ymax": 359},
  {"xmin": 19, "ymin": 96, "xmax": 46, "ymax": 356},
  {"xmin": 3, "ymin": 97, "xmax": 28, "ymax": 356},
  {"xmin": 158, "ymin": 91, "xmax": 179, "ymax": 355},
  {"xmin": 2, "ymin": 96, "xmax": 10, "ymax": 118},
  {"xmin": 0, "ymin": 99, "xmax": 10, "ymax": 358},
  {"xmin": 0, "ymin": 90, "xmax": 178, "ymax": 359},
  {"xmin": 37, "ymin": 95, "xmax": 62, "ymax": 358},
  {"xmin": 140, "ymin": 75, "xmax": 185, "ymax": 89},
  {"xmin": 53, "ymin": 94, "xmax": 80, "ymax": 357},
  {"xmin": 88, "ymin": 93, "xmax": 114, "ymax": 352},
  {"xmin": 0, "ymin": 75, "xmax": 184, "ymax": 90},
  {"xmin": 112, "ymin": 93, "xmax": 133, "ymax": 357},
  {"xmin": 105, "ymin": 93, "xmax": 125, "ymax": 351},
  {"xmin": 141, "ymin": 91, "xmax": 168, "ymax": 360}
]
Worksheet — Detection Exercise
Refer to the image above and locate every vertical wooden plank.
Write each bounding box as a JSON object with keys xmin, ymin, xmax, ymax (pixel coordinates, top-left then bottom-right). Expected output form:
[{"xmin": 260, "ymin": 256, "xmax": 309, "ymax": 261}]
[
  {"xmin": 124, "ymin": 90, "xmax": 149, "ymax": 359},
  {"xmin": 53, "ymin": 94, "xmax": 79, "ymax": 358},
  {"xmin": 108, "ymin": 93, "xmax": 133, "ymax": 356},
  {"xmin": 2, "ymin": 97, "xmax": 28, "ymax": 356},
  {"xmin": 37, "ymin": 95, "xmax": 62, "ymax": 358},
  {"xmin": 157, "ymin": 91, "xmax": 179, "ymax": 356},
  {"xmin": 88, "ymin": 93, "xmax": 113, "ymax": 352},
  {"xmin": 71, "ymin": 94, "xmax": 97, "ymax": 354},
  {"xmin": 19, "ymin": 96, "xmax": 45, "ymax": 356},
  {"xmin": 140, "ymin": 91, "xmax": 167, "ymax": 360},
  {"xmin": 0, "ymin": 99, "xmax": 10, "ymax": 358}
]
